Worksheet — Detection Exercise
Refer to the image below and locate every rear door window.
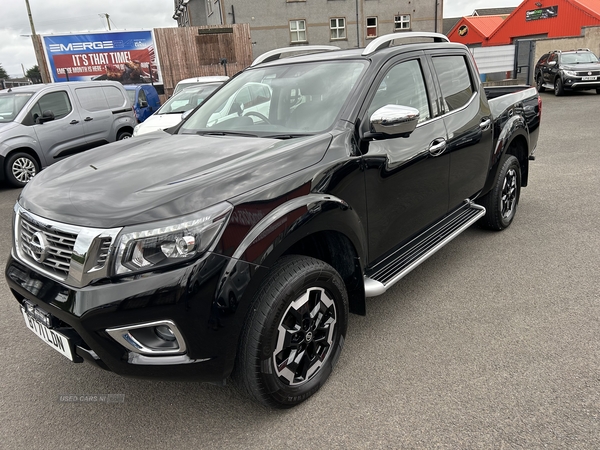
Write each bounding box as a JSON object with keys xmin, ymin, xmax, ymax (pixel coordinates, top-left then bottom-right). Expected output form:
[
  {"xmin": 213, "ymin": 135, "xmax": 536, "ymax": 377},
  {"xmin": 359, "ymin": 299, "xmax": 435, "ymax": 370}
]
[{"xmin": 432, "ymin": 55, "xmax": 474, "ymax": 112}]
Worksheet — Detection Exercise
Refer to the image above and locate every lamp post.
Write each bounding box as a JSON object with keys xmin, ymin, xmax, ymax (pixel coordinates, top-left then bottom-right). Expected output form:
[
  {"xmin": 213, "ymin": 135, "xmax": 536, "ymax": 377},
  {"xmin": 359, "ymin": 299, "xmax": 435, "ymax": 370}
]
[
  {"xmin": 99, "ymin": 13, "xmax": 111, "ymax": 30},
  {"xmin": 24, "ymin": 0, "xmax": 49, "ymax": 83}
]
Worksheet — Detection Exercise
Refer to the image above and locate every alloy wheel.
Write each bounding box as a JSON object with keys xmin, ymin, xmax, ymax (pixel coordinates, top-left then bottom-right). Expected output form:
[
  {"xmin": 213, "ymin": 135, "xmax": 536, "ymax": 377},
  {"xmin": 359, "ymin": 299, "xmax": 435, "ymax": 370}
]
[
  {"xmin": 12, "ymin": 157, "xmax": 37, "ymax": 183},
  {"xmin": 273, "ymin": 287, "xmax": 337, "ymax": 386},
  {"xmin": 501, "ymin": 168, "xmax": 517, "ymax": 219}
]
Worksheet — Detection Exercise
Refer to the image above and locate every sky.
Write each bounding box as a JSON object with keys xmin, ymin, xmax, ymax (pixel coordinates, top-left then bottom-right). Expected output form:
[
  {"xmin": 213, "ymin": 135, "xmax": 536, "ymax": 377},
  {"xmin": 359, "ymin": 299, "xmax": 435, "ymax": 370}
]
[{"xmin": 0, "ymin": 0, "xmax": 524, "ymax": 78}]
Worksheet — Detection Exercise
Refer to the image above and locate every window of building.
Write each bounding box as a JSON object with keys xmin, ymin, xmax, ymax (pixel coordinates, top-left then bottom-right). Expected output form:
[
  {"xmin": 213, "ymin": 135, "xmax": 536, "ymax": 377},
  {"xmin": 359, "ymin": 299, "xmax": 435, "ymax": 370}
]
[
  {"xmin": 290, "ymin": 20, "xmax": 307, "ymax": 43},
  {"xmin": 366, "ymin": 17, "xmax": 377, "ymax": 38},
  {"xmin": 206, "ymin": 0, "xmax": 213, "ymax": 16},
  {"xmin": 330, "ymin": 18, "xmax": 346, "ymax": 40},
  {"xmin": 432, "ymin": 56, "xmax": 474, "ymax": 112},
  {"xmin": 394, "ymin": 15, "xmax": 411, "ymax": 31}
]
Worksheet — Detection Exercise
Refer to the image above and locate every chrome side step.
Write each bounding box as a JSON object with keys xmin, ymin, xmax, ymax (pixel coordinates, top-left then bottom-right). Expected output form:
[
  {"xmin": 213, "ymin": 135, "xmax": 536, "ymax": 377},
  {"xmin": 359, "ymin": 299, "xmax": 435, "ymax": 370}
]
[{"xmin": 364, "ymin": 201, "xmax": 486, "ymax": 297}]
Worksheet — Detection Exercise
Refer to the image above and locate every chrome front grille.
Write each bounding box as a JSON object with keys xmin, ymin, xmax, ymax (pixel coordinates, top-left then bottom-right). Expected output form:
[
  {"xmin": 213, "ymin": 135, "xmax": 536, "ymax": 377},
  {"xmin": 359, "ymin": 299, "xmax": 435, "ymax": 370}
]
[
  {"xmin": 14, "ymin": 204, "xmax": 123, "ymax": 288},
  {"xmin": 575, "ymin": 70, "xmax": 600, "ymax": 76},
  {"xmin": 20, "ymin": 215, "xmax": 77, "ymax": 278}
]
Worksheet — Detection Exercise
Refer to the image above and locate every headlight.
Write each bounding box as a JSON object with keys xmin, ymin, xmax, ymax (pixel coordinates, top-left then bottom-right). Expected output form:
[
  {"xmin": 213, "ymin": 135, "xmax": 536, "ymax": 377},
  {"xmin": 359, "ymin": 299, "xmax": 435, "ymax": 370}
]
[
  {"xmin": 133, "ymin": 124, "xmax": 141, "ymax": 137},
  {"xmin": 563, "ymin": 70, "xmax": 577, "ymax": 77},
  {"xmin": 114, "ymin": 202, "xmax": 233, "ymax": 275}
]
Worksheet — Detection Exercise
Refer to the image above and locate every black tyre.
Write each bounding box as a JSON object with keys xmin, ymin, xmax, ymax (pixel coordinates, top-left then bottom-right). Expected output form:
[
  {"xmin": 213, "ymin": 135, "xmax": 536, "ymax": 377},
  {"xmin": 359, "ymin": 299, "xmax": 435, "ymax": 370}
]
[
  {"xmin": 554, "ymin": 78, "xmax": 564, "ymax": 96},
  {"xmin": 536, "ymin": 74, "xmax": 545, "ymax": 93},
  {"xmin": 234, "ymin": 255, "xmax": 348, "ymax": 408},
  {"xmin": 596, "ymin": 88, "xmax": 600, "ymax": 95},
  {"xmin": 478, "ymin": 154, "xmax": 521, "ymax": 231},
  {"xmin": 5, "ymin": 152, "xmax": 39, "ymax": 188},
  {"xmin": 117, "ymin": 130, "xmax": 132, "ymax": 140}
]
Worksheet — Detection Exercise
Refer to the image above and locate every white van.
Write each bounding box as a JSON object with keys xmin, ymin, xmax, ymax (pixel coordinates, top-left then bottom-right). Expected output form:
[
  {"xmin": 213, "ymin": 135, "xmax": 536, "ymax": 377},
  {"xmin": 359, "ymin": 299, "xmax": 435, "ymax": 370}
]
[
  {"xmin": 173, "ymin": 76, "xmax": 229, "ymax": 95},
  {"xmin": 0, "ymin": 81, "xmax": 136, "ymax": 187}
]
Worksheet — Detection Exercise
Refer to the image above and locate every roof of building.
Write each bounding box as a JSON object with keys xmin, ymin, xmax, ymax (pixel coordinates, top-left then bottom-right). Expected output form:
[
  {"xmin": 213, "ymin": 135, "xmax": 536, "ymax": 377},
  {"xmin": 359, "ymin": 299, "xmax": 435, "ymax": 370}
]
[
  {"xmin": 464, "ymin": 15, "xmax": 508, "ymax": 36},
  {"xmin": 472, "ymin": 7, "xmax": 516, "ymax": 16},
  {"xmin": 571, "ymin": 0, "xmax": 600, "ymax": 17},
  {"xmin": 443, "ymin": 17, "xmax": 461, "ymax": 35},
  {"xmin": 485, "ymin": 0, "xmax": 600, "ymax": 45}
]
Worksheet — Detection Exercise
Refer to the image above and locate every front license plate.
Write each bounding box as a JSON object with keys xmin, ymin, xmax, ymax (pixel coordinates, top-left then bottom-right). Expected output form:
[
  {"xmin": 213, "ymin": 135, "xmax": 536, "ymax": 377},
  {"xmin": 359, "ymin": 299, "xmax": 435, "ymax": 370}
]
[
  {"xmin": 582, "ymin": 76, "xmax": 597, "ymax": 81},
  {"xmin": 21, "ymin": 308, "xmax": 74, "ymax": 361}
]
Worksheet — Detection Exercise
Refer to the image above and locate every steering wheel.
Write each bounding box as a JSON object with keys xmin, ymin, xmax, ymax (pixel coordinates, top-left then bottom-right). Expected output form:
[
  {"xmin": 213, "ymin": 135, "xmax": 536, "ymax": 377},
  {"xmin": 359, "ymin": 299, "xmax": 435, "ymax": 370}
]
[{"xmin": 243, "ymin": 111, "xmax": 270, "ymax": 124}]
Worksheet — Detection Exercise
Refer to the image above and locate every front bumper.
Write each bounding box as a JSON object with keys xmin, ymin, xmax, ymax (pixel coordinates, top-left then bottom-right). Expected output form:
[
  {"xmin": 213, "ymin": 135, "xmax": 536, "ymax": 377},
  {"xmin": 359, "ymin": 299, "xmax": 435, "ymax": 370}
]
[
  {"xmin": 563, "ymin": 77, "xmax": 600, "ymax": 90},
  {"xmin": 6, "ymin": 252, "xmax": 265, "ymax": 382}
]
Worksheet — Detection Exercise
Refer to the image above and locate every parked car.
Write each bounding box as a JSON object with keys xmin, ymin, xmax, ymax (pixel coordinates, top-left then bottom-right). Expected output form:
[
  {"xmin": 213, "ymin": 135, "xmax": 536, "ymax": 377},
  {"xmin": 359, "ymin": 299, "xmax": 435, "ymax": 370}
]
[
  {"xmin": 133, "ymin": 82, "xmax": 223, "ymax": 137},
  {"xmin": 124, "ymin": 84, "xmax": 161, "ymax": 123},
  {"xmin": 534, "ymin": 48, "xmax": 600, "ymax": 96},
  {"xmin": 6, "ymin": 33, "xmax": 541, "ymax": 408},
  {"xmin": 0, "ymin": 81, "xmax": 136, "ymax": 187},
  {"xmin": 173, "ymin": 75, "xmax": 229, "ymax": 95}
]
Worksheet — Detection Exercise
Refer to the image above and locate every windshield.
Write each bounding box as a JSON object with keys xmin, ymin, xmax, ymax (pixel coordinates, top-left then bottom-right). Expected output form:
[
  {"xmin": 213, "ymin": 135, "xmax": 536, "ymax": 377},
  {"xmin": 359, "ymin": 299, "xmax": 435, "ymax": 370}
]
[
  {"xmin": 157, "ymin": 84, "xmax": 221, "ymax": 114},
  {"xmin": 0, "ymin": 92, "xmax": 34, "ymax": 123},
  {"xmin": 562, "ymin": 52, "xmax": 599, "ymax": 64},
  {"xmin": 179, "ymin": 60, "xmax": 367, "ymax": 137}
]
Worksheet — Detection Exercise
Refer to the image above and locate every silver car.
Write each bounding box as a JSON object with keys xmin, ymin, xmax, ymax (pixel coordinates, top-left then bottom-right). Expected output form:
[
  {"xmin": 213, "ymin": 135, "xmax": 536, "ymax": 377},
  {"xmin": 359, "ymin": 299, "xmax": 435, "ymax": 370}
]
[{"xmin": 0, "ymin": 81, "xmax": 136, "ymax": 187}]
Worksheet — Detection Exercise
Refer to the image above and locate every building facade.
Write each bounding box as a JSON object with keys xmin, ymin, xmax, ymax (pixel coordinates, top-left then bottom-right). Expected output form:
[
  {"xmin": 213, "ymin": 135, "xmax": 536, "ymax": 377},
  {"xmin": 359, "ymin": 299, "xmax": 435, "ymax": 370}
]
[{"xmin": 173, "ymin": 0, "xmax": 443, "ymax": 58}]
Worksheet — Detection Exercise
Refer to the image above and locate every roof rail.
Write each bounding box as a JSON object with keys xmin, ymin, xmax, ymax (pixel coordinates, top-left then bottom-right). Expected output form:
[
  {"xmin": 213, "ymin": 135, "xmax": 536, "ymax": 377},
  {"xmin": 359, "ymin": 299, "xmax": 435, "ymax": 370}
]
[
  {"xmin": 362, "ymin": 32, "xmax": 450, "ymax": 56},
  {"xmin": 576, "ymin": 48, "xmax": 591, "ymax": 51},
  {"xmin": 251, "ymin": 45, "xmax": 340, "ymax": 67}
]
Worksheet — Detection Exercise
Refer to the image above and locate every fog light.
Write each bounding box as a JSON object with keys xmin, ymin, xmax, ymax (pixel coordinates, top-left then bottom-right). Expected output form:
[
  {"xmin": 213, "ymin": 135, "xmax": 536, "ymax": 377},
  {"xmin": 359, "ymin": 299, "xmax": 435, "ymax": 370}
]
[
  {"xmin": 154, "ymin": 325, "xmax": 176, "ymax": 341},
  {"xmin": 106, "ymin": 320, "xmax": 187, "ymax": 356}
]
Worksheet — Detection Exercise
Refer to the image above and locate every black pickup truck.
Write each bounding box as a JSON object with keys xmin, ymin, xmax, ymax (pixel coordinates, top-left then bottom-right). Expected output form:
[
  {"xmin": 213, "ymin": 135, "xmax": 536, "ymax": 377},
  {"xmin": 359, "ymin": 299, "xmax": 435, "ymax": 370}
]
[{"xmin": 6, "ymin": 33, "xmax": 541, "ymax": 408}]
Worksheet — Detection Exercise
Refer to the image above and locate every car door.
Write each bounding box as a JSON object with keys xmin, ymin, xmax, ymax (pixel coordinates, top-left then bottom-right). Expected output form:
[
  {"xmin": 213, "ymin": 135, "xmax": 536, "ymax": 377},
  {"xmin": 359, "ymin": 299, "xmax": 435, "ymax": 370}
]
[
  {"xmin": 25, "ymin": 89, "xmax": 87, "ymax": 161},
  {"xmin": 362, "ymin": 55, "xmax": 450, "ymax": 263},
  {"xmin": 72, "ymin": 85, "xmax": 115, "ymax": 145},
  {"xmin": 429, "ymin": 52, "xmax": 494, "ymax": 209}
]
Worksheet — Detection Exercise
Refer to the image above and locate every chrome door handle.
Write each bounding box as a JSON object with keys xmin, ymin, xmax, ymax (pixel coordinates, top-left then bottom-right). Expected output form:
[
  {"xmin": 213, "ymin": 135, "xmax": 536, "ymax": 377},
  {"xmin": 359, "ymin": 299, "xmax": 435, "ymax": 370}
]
[
  {"xmin": 429, "ymin": 139, "xmax": 446, "ymax": 157},
  {"xmin": 479, "ymin": 118, "xmax": 492, "ymax": 131}
]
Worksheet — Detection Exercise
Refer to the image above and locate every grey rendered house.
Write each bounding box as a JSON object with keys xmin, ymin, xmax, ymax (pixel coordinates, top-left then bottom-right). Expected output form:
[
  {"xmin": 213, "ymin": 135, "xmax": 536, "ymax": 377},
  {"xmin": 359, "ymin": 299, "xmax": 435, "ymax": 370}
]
[{"xmin": 173, "ymin": 0, "xmax": 444, "ymax": 57}]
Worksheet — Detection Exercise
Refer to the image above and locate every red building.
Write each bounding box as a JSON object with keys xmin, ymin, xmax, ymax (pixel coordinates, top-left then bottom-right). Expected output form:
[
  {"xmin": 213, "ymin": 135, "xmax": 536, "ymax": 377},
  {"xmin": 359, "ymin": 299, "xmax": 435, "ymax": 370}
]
[
  {"xmin": 484, "ymin": 0, "xmax": 600, "ymax": 46},
  {"xmin": 448, "ymin": 15, "xmax": 508, "ymax": 46}
]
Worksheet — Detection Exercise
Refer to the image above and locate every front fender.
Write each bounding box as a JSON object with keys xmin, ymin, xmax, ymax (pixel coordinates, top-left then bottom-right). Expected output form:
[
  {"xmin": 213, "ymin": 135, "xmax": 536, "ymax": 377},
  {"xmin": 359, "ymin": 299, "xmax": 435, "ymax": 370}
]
[
  {"xmin": 230, "ymin": 193, "xmax": 366, "ymax": 268},
  {"xmin": 0, "ymin": 130, "xmax": 45, "ymax": 166}
]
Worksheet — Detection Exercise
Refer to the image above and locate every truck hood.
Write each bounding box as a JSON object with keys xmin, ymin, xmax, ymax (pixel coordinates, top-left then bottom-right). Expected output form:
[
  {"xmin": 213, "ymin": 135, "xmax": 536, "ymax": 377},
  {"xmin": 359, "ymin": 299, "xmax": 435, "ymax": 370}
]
[{"xmin": 19, "ymin": 132, "xmax": 332, "ymax": 228}]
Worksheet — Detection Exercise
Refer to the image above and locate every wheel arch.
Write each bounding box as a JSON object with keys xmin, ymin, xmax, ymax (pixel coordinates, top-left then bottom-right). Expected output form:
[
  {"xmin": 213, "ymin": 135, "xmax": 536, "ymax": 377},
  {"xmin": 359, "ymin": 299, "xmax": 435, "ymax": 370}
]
[
  {"xmin": 2, "ymin": 147, "xmax": 43, "ymax": 182},
  {"xmin": 481, "ymin": 119, "xmax": 529, "ymax": 195},
  {"xmin": 116, "ymin": 126, "xmax": 134, "ymax": 139},
  {"xmin": 227, "ymin": 194, "xmax": 368, "ymax": 316}
]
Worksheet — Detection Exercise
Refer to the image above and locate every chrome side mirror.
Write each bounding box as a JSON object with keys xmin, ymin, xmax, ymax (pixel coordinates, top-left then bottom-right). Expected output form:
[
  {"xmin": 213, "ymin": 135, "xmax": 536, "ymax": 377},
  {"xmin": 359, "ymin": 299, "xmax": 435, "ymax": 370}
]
[{"xmin": 370, "ymin": 105, "xmax": 420, "ymax": 138}]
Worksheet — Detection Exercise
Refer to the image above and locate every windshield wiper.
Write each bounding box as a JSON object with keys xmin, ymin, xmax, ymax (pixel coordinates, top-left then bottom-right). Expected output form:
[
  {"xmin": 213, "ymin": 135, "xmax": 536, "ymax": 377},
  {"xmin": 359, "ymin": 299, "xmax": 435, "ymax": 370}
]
[
  {"xmin": 197, "ymin": 131, "xmax": 259, "ymax": 138},
  {"xmin": 262, "ymin": 133, "xmax": 313, "ymax": 140}
]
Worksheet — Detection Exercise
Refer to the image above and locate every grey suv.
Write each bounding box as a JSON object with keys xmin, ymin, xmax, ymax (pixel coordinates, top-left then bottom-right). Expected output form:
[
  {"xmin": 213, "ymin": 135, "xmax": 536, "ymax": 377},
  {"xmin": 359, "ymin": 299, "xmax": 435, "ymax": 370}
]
[
  {"xmin": 535, "ymin": 49, "xmax": 600, "ymax": 96},
  {"xmin": 0, "ymin": 81, "xmax": 136, "ymax": 187}
]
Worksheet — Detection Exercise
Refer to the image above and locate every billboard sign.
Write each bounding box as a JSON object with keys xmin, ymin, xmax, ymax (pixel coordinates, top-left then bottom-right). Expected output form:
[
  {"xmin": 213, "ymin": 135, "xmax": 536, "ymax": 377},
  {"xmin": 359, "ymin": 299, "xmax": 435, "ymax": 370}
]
[
  {"xmin": 526, "ymin": 6, "xmax": 558, "ymax": 21},
  {"xmin": 41, "ymin": 30, "xmax": 161, "ymax": 84}
]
